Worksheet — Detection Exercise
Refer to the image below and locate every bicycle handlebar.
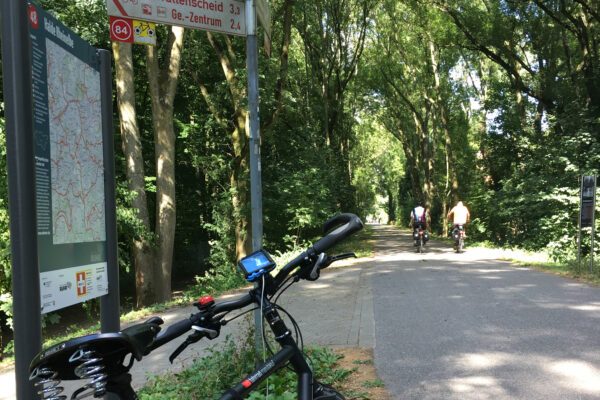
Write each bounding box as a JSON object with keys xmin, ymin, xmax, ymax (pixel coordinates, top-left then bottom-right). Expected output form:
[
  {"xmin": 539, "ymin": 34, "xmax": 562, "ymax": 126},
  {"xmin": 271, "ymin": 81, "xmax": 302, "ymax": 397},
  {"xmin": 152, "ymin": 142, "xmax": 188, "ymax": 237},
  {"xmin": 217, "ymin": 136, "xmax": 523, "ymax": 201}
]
[
  {"xmin": 211, "ymin": 293, "xmax": 254, "ymax": 315},
  {"xmin": 149, "ymin": 292, "xmax": 255, "ymax": 352},
  {"xmin": 313, "ymin": 213, "xmax": 363, "ymax": 254},
  {"xmin": 272, "ymin": 213, "xmax": 363, "ymax": 288},
  {"xmin": 158, "ymin": 214, "xmax": 364, "ymax": 344}
]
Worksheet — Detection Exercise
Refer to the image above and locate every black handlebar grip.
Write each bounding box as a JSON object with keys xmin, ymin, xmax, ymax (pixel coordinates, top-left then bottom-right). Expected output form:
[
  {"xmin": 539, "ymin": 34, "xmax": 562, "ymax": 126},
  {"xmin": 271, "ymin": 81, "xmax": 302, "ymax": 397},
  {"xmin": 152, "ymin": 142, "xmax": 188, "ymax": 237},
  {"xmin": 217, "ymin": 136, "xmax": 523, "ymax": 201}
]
[
  {"xmin": 311, "ymin": 213, "xmax": 364, "ymax": 254},
  {"xmin": 151, "ymin": 318, "xmax": 194, "ymax": 349}
]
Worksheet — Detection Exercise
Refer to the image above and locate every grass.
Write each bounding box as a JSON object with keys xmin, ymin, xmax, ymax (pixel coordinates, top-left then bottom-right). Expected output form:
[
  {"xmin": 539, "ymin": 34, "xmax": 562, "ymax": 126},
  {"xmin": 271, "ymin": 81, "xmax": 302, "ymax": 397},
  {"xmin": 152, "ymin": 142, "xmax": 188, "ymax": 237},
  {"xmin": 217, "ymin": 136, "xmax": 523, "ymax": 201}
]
[
  {"xmin": 330, "ymin": 225, "xmax": 375, "ymax": 259},
  {"xmin": 138, "ymin": 322, "xmax": 354, "ymax": 399},
  {"xmin": 502, "ymin": 256, "xmax": 600, "ymax": 286},
  {"xmin": 362, "ymin": 379, "xmax": 385, "ymax": 389},
  {"xmin": 426, "ymin": 226, "xmax": 600, "ymax": 286}
]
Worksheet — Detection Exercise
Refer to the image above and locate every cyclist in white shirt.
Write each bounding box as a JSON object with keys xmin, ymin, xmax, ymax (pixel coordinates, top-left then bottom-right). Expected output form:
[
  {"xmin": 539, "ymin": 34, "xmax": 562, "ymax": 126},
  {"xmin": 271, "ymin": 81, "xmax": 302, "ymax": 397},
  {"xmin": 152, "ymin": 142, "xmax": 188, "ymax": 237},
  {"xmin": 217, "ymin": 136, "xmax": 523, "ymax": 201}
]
[
  {"xmin": 410, "ymin": 203, "xmax": 430, "ymax": 243},
  {"xmin": 447, "ymin": 201, "xmax": 470, "ymax": 234}
]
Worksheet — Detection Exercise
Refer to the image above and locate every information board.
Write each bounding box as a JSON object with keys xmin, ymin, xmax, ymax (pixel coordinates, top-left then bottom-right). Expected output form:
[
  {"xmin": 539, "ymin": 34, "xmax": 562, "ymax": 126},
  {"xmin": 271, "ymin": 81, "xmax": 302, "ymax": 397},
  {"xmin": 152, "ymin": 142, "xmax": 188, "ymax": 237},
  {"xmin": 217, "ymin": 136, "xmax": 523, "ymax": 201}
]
[
  {"xmin": 106, "ymin": 0, "xmax": 246, "ymax": 36},
  {"xmin": 580, "ymin": 176, "xmax": 596, "ymax": 228},
  {"xmin": 28, "ymin": 3, "xmax": 109, "ymax": 313}
]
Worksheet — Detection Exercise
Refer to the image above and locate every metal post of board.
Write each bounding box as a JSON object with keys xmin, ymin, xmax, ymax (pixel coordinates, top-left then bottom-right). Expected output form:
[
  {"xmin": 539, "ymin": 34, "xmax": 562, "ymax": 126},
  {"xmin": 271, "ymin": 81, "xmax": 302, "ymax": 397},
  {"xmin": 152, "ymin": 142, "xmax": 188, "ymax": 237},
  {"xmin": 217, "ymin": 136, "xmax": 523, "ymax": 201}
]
[
  {"xmin": 578, "ymin": 176, "xmax": 583, "ymax": 270},
  {"xmin": 247, "ymin": 0, "xmax": 263, "ymax": 252},
  {"xmin": 1, "ymin": 1, "xmax": 42, "ymax": 398},
  {"xmin": 99, "ymin": 49, "xmax": 121, "ymax": 333},
  {"xmin": 590, "ymin": 176, "xmax": 596, "ymax": 274},
  {"xmin": 246, "ymin": 0, "xmax": 264, "ymax": 358}
]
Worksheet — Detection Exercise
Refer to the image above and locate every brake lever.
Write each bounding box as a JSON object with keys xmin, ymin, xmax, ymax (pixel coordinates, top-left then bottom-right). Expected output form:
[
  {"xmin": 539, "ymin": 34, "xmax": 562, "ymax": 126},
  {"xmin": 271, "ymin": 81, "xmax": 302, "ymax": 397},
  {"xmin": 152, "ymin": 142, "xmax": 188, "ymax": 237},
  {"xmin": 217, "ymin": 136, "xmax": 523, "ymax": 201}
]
[
  {"xmin": 307, "ymin": 253, "xmax": 328, "ymax": 281},
  {"xmin": 169, "ymin": 318, "xmax": 224, "ymax": 363},
  {"xmin": 192, "ymin": 325, "xmax": 218, "ymax": 339},
  {"xmin": 169, "ymin": 331, "xmax": 203, "ymax": 364},
  {"xmin": 330, "ymin": 252, "xmax": 356, "ymax": 262}
]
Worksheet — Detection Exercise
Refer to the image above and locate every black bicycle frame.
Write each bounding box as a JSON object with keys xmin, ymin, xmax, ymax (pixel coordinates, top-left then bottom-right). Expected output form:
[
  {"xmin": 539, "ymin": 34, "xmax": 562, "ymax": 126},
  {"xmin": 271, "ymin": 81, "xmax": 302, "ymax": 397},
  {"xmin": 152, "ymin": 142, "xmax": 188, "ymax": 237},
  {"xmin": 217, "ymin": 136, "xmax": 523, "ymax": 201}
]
[{"xmin": 219, "ymin": 296, "xmax": 314, "ymax": 400}]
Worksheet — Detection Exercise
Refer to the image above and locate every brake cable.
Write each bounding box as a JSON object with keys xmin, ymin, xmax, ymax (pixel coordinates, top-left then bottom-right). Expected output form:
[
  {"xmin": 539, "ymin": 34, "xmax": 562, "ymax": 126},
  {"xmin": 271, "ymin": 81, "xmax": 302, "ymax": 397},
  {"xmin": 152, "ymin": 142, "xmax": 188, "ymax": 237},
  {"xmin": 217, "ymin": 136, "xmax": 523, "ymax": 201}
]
[
  {"xmin": 270, "ymin": 274, "xmax": 298, "ymax": 304},
  {"xmin": 220, "ymin": 307, "xmax": 259, "ymax": 325}
]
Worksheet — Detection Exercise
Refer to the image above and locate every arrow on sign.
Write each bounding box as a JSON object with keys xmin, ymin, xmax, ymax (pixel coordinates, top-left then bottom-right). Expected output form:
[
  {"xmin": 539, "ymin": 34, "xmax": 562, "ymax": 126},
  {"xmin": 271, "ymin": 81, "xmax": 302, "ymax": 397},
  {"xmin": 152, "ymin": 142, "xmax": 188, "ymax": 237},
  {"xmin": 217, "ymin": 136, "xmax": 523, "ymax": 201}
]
[{"xmin": 112, "ymin": 0, "xmax": 129, "ymax": 16}]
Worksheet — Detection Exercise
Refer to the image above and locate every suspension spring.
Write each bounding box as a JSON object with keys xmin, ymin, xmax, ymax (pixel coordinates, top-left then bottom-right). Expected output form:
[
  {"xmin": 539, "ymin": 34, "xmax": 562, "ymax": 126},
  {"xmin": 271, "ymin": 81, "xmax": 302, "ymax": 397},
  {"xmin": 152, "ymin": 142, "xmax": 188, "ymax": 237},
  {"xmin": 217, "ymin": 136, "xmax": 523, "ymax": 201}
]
[
  {"xmin": 29, "ymin": 366, "xmax": 67, "ymax": 400},
  {"xmin": 69, "ymin": 348, "xmax": 108, "ymax": 397}
]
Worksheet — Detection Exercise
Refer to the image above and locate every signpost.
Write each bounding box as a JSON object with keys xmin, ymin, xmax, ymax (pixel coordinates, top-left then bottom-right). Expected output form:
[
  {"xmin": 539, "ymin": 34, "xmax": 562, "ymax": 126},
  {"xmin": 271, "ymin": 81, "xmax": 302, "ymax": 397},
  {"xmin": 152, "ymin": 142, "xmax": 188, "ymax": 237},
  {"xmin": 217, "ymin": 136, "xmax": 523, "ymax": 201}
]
[
  {"xmin": 105, "ymin": 0, "xmax": 269, "ymax": 361},
  {"xmin": 106, "ymin": 0, "xmax": 246, "ymax": 36},
  {"xmin": 577, "ymin": 176, "xmax": 597, "ymax": 273}
]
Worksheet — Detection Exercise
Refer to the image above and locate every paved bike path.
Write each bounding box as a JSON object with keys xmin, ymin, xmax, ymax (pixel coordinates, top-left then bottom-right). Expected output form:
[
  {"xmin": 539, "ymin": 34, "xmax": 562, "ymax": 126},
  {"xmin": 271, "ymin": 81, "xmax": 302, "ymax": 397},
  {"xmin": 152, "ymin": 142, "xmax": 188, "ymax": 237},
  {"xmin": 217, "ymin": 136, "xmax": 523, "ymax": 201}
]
[{"xmin": 370, "ymin": 224, "xmax": 600, "ymax": 399}]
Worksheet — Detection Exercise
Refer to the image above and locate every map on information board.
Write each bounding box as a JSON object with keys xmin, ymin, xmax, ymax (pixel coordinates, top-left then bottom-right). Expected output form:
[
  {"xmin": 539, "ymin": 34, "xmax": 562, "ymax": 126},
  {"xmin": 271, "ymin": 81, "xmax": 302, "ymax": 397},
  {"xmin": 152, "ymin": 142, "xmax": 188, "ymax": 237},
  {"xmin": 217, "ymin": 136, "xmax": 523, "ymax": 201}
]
[
  {"xmin": 47, "ymin": 40, "xmax": 106, "ymax": 245},
  {"xmin": 29, "ymin": 2, "xmax": 109, "ymax": 313}
]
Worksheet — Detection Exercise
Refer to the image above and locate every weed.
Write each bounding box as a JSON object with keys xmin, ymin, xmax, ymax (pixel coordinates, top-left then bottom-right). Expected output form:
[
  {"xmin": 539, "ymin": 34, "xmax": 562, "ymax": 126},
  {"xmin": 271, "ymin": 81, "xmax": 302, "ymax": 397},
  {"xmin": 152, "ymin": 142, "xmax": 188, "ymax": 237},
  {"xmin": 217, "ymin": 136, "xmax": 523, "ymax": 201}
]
[{"xmin": 362, "ymin": 379, "xmax": 385, "ymax": 388}]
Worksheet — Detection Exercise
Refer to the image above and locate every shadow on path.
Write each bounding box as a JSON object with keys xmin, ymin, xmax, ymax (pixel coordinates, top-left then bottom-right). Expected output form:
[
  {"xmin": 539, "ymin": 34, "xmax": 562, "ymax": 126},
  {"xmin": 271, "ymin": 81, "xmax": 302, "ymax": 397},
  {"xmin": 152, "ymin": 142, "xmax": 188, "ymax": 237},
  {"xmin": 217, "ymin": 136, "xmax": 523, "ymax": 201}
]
[{"xmin": 368, "ymin": 223, "xmax": 600, "ymax": 400}]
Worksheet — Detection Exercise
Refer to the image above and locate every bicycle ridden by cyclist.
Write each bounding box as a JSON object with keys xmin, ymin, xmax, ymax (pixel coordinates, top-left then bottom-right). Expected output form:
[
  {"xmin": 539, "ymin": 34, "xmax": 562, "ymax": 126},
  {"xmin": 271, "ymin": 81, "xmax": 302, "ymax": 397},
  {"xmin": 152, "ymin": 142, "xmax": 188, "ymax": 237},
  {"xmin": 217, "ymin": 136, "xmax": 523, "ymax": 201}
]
[
  {"xmin": 447, "ymin": 201, "xmax": 470, "ymax": 235},
  {"xmin": 410, "ymin": 202, "xmax": 430, "ymax": 245}
]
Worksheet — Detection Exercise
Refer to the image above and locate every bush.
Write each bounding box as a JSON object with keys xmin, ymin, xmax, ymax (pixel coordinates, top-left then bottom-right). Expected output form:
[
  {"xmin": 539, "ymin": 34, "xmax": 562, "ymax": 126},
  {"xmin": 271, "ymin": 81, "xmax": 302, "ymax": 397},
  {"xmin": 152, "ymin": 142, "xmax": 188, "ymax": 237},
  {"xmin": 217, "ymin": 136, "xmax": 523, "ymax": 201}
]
[{"xmin": 139, "ymin": 325, "xmax": 351, "ymax": 399}]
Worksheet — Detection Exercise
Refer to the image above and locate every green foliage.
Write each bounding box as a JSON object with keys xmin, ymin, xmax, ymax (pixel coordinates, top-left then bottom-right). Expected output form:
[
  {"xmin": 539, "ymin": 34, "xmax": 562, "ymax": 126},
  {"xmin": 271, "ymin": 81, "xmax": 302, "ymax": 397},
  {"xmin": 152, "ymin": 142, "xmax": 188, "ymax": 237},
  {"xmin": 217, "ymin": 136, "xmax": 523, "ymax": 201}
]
[
  {"xmin": 40, "ymin": 0, "xmax": 110, "ymax": 48},
  {"xmin": 0, "ymin": 293, "xmax": 12, "ymax": 330},
  {"xmin": 138, "ymin": 333, "xmax": 255, "ymax": 400},
  {"xmin": 0, "ymin": 114, "xmax": 10, "ymax": 294},
  {"xmin": 350, "ymin": 114, "xmax": 404, "ymax": 220},
  {"xmin": 0, "ymin": 104, "xmax": 12, "ymax": 343},
  {"xmin": 186, "ymin": 262, "xmax": 246, "ymax": 299},
  {"xmin": 138, "ymin": 330, "xmax": 351, "ymax": 399},
  {"xmin": 358, "ymin": 0, "xmax": 600, "ymax": 267}
]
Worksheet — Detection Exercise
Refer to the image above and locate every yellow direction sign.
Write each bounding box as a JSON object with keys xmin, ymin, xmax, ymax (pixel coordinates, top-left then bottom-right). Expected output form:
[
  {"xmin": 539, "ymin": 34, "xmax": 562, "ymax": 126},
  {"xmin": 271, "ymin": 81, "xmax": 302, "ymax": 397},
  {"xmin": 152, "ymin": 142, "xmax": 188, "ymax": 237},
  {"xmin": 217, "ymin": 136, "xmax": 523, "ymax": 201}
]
[{"xmin": 133, "ymin": 20, "xmax": 156, "ymax": 45}]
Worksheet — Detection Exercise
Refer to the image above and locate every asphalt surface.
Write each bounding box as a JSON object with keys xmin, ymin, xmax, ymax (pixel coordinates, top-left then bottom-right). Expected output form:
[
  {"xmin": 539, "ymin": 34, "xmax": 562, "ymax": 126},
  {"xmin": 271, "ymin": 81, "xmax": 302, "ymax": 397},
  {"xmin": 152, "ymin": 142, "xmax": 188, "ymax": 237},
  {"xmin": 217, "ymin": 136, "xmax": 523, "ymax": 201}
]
[
  {"xmin": 3, "ymin": 223, "xmax": 600, "ymax": 399},
  {"xmin": 370, "ymin": 224, "xmax": 600, "ymax": 399}
]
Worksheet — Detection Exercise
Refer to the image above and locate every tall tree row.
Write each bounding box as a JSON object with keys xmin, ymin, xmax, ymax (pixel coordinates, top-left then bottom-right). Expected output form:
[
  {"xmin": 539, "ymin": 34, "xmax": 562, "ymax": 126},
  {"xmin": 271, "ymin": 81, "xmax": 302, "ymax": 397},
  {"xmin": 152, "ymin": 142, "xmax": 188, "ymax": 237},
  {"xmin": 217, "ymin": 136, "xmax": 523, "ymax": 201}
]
[
  {"xmin": 362, "ymin": 0, "xmax": 473, "ymax": 230},
  {"xmin": 363, "ymin": 0, "xmax": 599, "ymax": 258}
]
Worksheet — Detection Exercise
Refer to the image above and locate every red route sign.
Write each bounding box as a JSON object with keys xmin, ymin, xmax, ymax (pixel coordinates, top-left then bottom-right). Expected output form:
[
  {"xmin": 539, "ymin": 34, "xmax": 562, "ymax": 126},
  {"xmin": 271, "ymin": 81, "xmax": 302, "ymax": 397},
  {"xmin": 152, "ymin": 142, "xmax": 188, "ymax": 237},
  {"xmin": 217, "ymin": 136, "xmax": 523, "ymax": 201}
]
[
  {"xmin": 110, "ymin": 16, "xmax": 134, "ymax": 43},
  {"xmin": 28, "ymin": 4, "xmax": 40, "ymax": 29},
  {"xmin": 76, "ymin": 271, "xmax": 87, "ymax": 296}
]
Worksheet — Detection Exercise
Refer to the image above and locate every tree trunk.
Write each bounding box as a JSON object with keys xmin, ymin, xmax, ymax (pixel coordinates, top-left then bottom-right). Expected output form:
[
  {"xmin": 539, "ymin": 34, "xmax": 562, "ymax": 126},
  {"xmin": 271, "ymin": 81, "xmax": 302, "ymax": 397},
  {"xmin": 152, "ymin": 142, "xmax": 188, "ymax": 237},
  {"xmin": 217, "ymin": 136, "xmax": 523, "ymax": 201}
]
[
  {"xmin": 232, "ymin": 110, "xmax": 251, "ymax": 260},
  {"xmin": 442, "ymin": 201, "xmax": 449, "ymax": 237},
  {"xmin": 429, "ymin": 40, "xmax": 458, "ymax": 211},
  {"xmin": 263, "ymin": 0, "xmax": 295, "ymax": 132},
  {"xmin": 387, "ymin": 188, "xmax": 395, "ymax": 224},
  {"xmin": 146, "ymin": 26, "xmax": 185, "ymax": 302},
  {"xmin": 205, "ymin": 31, "xmax": 251, "ymax": 261},
  {"xmin": 112, "ymin": 42, "xmax": 155, "ymax": 307}
]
